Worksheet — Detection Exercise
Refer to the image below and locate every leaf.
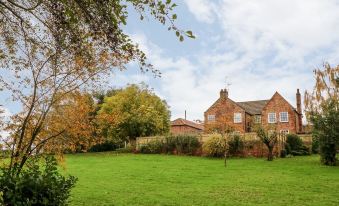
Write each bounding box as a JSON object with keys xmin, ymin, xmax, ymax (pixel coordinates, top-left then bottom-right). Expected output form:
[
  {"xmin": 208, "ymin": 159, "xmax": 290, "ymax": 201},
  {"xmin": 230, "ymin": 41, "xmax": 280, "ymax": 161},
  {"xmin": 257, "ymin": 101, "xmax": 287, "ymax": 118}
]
[
  {"xmin": 175, "ymin": 31, "xmax": 180, "ymax": 37},
  {"xmin": 172, "ymin": 14, "xmax": 177, "ymax": 20},
  {"xmin": 179, "ymin": 35, "xmax": 184, "ymax": 42}
]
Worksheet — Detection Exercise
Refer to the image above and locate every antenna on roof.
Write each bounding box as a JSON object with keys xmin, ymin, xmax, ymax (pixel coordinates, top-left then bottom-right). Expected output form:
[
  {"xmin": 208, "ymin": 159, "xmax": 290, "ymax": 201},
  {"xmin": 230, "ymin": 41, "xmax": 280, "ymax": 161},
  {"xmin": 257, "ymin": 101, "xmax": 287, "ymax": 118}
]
[{"xmin": 225, "ymin": 76, "xmax": 232, "ymax": 91}]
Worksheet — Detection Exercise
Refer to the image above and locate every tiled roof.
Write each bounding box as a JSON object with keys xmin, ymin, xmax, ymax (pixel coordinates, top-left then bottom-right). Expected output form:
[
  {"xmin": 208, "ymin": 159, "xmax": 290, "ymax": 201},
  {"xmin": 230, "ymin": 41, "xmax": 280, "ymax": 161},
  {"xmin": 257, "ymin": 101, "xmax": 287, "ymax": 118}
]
[
  {"xmin": 171, "ymin": 118, "xmax": 204, "ymax": 130},
  {"xmin": 236, "ymin": 100, "xmax": 270, "ymax": 115}
]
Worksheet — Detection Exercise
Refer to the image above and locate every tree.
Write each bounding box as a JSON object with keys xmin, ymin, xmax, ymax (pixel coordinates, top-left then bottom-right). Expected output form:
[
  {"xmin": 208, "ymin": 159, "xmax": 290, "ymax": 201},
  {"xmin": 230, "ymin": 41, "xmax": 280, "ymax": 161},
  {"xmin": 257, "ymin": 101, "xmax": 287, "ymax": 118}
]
[
  {"xmin": 205, "ymin": 116, "xmax": 234, "ymax": 167},
  {"xmin": 256, "ymin": 126, "xmax": 278, "ymax": 161},
  {"xmin": 0, "ymin": 0, "xmax": 192, "ymax": 175},
  {"xmin": 43, "ymin": 92, "xmax": 98, "ymax": 153},
  {"xmin": 98, "ymin": 84, "xmax": 170, "ymax": 145},
  {"xmin": 304, "ymin": 63, "xmax": 339, "ymax": 165}
]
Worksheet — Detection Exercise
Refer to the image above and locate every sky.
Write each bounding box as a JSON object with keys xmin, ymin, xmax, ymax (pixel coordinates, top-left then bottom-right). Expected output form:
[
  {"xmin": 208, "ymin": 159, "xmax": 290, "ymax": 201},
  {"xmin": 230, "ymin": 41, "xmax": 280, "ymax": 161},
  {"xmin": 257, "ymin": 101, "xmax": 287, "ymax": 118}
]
[{"xmin": 1, "ymin": 0, "xmax": 339, "ymax": 122}]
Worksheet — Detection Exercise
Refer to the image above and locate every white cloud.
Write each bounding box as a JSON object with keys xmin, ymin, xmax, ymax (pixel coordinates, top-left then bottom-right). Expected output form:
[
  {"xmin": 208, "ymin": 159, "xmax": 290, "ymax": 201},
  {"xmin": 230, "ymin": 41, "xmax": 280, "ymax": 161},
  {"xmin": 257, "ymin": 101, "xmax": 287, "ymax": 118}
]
[
  {"xmin": 119, "ymin": 1, "xmax": 339, "ymax": 122},
  {"xmin": 184, "ymin": 0, "xmax": 218, "ymax": 24}
]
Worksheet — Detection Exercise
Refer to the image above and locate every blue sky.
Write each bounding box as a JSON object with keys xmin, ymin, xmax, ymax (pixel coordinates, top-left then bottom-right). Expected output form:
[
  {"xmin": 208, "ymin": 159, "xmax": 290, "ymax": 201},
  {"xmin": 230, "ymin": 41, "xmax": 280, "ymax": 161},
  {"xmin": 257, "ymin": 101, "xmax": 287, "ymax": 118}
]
[{"xmin": 1, "ymin": 0, "xmax": 339, "ymax": 122}]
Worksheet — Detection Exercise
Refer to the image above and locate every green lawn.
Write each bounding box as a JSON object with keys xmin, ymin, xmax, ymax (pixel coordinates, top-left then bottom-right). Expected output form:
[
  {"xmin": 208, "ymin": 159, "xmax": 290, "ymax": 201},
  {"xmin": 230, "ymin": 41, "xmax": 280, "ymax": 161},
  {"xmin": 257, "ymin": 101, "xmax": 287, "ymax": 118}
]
[{"xmin": 65, "ymin": 153, "xmax": 339, "ymax": 206}]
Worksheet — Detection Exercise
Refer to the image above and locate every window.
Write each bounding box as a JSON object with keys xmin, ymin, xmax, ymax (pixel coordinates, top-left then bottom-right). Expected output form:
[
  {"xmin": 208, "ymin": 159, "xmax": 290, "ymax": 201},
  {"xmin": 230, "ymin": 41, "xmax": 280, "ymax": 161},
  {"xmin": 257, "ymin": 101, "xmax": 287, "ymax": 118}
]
[
  {"xmin": 268, "ymin": 113, "xmax": 276, "ymax": 123},
  {"xmin": 280, "ymin": 130, "xmax": 289, "ymax": 135},
  {"xmin": 234, "ymin": 113, "xmax": 242, "ymax": 123},
  {"xmin": 279, "ymin": 112, "xmax": 289, "ymax": 122},
  {"xmin": 254, "ymin": 115, "xmax": 261, "ymax": 124},
  {"xmin": 207, "ymin": 114, "xmax": 215, "ymax": 121}
]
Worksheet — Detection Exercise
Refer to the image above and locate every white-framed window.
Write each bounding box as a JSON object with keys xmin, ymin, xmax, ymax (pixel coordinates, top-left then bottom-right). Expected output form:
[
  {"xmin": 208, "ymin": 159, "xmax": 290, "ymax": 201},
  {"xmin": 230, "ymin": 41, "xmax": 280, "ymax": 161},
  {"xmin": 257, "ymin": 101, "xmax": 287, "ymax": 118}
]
[
  {"xmin": 207, "ymin": 114, "xmax": 215, "ymax": 121},
  {"xmin": 254, "ymin": 115, "xmax": 261, "ymax": 124},
  {"xmin": 234, "ymin": 113, "xmax": 242, "ymax": 123},
  {"xmin": 268, "ymin": 113, "xmax": 276, "ymax": 123},
  {"xmin": 280, "ymin": 130, "xmax": 289, "ymax": 135},
  {"xmin": 279, "ymin": 112, "xmax": 289, "ymax": 122}
]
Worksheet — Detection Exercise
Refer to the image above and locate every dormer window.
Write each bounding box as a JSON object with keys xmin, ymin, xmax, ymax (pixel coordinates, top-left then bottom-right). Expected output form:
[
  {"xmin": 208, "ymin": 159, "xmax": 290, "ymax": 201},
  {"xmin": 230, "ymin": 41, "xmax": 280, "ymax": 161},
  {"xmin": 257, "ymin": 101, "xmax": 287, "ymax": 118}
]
[
  {"xmin": 268, "ymin": 113, "xmax": 276, "ymax": 123},
  {"xmin": 279, "ymin": 112, "xmax": 289, "ymax": 122},
  {"xmin": 207, "ymin": 114, "xmax": 215, "ymax": 121},
  {"xmin": 234, "ymin": 113, "xmax": 242, "ymax": 123}
]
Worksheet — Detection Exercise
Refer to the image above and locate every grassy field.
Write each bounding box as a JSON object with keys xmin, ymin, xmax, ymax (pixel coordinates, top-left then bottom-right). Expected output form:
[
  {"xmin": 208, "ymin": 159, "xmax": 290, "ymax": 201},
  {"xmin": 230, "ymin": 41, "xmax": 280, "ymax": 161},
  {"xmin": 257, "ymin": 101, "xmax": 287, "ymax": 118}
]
[{"xmin": 64, "ymin": 153, "xmax": 339, "ymax": 206}]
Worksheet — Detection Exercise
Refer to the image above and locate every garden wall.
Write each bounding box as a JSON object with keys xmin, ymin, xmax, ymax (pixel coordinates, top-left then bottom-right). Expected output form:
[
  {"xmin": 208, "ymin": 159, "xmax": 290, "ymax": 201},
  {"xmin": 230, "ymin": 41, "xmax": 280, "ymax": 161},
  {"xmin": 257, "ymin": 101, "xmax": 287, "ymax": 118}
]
[{"xmin": 136, "ymin": 133, "xmax": 313, "ymax": 158}]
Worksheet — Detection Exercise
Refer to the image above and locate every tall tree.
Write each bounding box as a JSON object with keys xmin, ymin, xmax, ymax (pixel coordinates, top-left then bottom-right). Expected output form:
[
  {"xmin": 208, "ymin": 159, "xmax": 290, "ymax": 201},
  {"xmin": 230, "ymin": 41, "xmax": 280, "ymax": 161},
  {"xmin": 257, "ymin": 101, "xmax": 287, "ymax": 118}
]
[
  {"xmin": 98, "ymin": 84, "xmax": 170, "ymax": 145},
  {"xmin": 0, "ymin": 0, "xmax": 193, "ymax": 174},
  {"xmin": 304, "ymin": 63, "xmax": 339, "ymax": 165}
]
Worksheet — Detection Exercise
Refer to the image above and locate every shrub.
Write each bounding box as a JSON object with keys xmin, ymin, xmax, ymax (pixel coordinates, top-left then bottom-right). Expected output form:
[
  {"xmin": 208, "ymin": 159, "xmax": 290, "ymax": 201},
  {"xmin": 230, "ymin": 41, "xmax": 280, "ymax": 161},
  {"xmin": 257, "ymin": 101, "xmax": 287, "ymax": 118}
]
[
  {"xmin": 0, "ymin": 156, "xmax": 77, "ymax": 206},
  {"xmin": 115, "ymin": 146, "xmax": 133, "ymax": 153},
  {"xmin": 312, "ymin": 135, "xmax": 320, "ymax": 154},
  {"xmin": 286, "ymin": 134, "xmax": 303, "ymax": 151},
  {"xmin": 88, "ymin": 141, "xmax": 121, "ymax": 152},
  {"xmin": 138, "ymin": 135, "xmax": 200, "ymax": 155},
  {"xmin": 285, "ymin": 134, "xmax": 310, "ymax": 156},
  {"xmin": 139, "ymin": 139, "xmax": 164, "ymax": 154},
  {"xmin": 202, "ymin": 134, "xmax": 226, "ymax": 157},
  {"xmin": 174, "ymin": 135, "xmax": 200, "ymax": 155},
  {"xmin": 228, "ymin": 134, "xmax": 244, "ymax": 156}
]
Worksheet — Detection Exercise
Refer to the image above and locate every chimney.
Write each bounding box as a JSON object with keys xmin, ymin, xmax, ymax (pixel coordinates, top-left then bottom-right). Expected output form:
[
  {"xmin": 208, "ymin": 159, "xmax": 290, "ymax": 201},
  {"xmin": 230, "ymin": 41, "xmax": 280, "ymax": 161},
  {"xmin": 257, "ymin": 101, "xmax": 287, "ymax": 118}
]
[
  {"xmin": 296, "ymin": 89, "xmax": 301, "ymax": 114},
  {"xmin": 185, "ymin": 110, "xmax": 187, "ymax": 120},
  {"xmin": 220, "ymin": 89, "xmax": 228, "ymax": 99},
  {"xmin": 296, "ymin": 89, "xmax": 303, "ymax": 133}
]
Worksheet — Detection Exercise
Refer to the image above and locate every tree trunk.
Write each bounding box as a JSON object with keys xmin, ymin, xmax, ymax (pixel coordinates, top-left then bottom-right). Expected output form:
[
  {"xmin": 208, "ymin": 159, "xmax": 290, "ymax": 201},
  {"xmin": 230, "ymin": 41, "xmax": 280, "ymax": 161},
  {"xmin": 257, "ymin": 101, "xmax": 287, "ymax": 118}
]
[{"xmin": 267, "ymin": 146, "xmax": 274, "ymax": 161}]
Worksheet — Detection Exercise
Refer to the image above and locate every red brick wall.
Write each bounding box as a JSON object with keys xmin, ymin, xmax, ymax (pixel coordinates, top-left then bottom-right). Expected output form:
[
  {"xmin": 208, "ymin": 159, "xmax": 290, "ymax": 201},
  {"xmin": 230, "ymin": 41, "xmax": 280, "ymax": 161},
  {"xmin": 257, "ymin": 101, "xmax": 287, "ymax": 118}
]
[
  {"xmin": 261, "ymin": 92, "xmax": 298, "ymax": 133},
  {"xmin": 204, "ymin": 98, "xmax": 246, "ymax": 133},
  {"xmin": 170, "ymin": 125, "xmax": 202, "ymax": 135}
]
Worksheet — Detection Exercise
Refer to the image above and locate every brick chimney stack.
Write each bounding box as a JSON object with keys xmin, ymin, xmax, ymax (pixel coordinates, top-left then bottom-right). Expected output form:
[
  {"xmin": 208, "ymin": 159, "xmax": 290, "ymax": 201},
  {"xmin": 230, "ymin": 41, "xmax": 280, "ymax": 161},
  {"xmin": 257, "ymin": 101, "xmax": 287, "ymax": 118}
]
[
  {"xmin": 220, "ymin": 89, "xmax": 228, "ymax": 99},
  {"xmin": 296, "ymin": 89, "xmax": 303, "ymax": 133}
]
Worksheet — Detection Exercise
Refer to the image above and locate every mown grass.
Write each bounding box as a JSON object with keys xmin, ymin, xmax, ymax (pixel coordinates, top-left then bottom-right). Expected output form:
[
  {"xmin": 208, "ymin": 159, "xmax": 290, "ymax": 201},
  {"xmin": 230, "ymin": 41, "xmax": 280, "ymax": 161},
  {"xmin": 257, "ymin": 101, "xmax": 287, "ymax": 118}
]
[{"xmin": 64, "ymin": 153, "xmax": 339, "ymax": 206}]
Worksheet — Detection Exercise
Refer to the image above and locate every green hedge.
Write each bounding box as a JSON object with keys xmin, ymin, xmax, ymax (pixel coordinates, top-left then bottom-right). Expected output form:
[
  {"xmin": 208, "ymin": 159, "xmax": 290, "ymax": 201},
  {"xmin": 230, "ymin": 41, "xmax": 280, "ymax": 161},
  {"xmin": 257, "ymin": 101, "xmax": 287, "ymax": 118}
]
[{"xmin": 138, "ymin": 135, "xmax": 200, "ymax": 155}]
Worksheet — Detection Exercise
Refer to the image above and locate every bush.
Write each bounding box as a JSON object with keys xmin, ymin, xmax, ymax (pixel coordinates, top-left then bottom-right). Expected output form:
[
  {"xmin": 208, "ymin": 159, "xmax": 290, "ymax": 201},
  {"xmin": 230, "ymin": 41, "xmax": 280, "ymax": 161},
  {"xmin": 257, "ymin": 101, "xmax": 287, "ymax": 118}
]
[
  {"xmin": 202, "ymin": 134, "xmax": 226, "ymax": 157},
  {"xmin": 285, "ymin": 134, "xmax": 310, "ymax": 156},
  {"xmin": 139, "ymin": 139, "xmax": 164, "ymax": 154},
  {"xmin": 0, "ymin": 156, "xmax": 77, "ymax": 205},
  {"xmin": 88, "ymin": 141, "xmax": 121, "ymax": 152},
  {"xmin": 228, "ymin": 134, "xmax": 244, "ymax": 156},
  {"xmin": 312, "ymin": 135, "xmax": 320, "ymax": 154},
  {"xmin": 280, "ymin": 149, "xmax": 287, "ymax": 158},
  {"xmin": 138, "ymin": 135, "xmax": 200, "ymax": 155}
]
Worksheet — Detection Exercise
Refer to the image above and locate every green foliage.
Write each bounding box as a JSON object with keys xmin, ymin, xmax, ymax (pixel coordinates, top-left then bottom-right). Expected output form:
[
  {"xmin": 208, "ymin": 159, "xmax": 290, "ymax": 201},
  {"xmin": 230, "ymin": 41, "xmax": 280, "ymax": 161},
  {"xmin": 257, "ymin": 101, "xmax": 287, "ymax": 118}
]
[
  {"xmin": 98, "ymin": 84, "xmax": 171, "ymax": 142},
  {"xmin": 286, "ymin": 134, "xmax": 303, "ymax": 151},
  {"xmin": 284, "ymin": 134, "xmax": 310, "ymax": 156},
  {"xmin": 256, "ymin": 126, "xmax": 278, "ymax": 161},
  {"xmin": 310, "ymin": 100, "xmax": 339, "ymax": 165},
  {"xmin": 139, "ymin": 139, "xmax": 164, "ymax": 154},
  {"xmin": 138, "ymin": 135, "xmax": 200, "ymax": 155},
  {"xmin": 0, "ymin": 156, "xmax": 77, "ymax": 206},
  {"xmin": 88, "ymin": 141, "xmax": 122, "ymax": 153},
  {"xmin": 228, "ymin": 134, "xmax": 244, "ymax": 156},
  {"xmin": 202, "ymin": 134, "xmax": 226, "ymax": 157},
  {"xmin": 311, "ymin": 136, "xmax": 320, "ymax": 154}
]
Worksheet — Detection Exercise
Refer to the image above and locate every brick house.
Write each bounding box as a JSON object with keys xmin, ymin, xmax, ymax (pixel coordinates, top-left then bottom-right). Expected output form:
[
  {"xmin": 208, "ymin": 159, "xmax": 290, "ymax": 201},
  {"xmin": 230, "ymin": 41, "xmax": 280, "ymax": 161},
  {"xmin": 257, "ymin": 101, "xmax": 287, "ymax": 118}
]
[
  {"xmin": 171, "ymin": 118, "xmax": 204, "ymax": 135},
  {"xmin": 204, "ymin": 89, "xmax": 303, "ymax": 134}
]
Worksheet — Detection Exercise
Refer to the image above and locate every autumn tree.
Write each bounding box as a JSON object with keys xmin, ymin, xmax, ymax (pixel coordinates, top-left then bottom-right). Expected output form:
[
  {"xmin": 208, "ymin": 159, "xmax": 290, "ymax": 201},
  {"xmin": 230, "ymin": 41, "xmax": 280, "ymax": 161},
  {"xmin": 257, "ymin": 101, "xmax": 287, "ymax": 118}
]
[
  {"xmin": 304, "ymin": 63, "xmax": 339, "ymax": 166},
  {"xmin": 205, "ymin": 116, "xmax": 234, "ymax": 167},
  {"xmin": 98, "ymin": 84, "xmax": 170, "ymax": 146},
  {"xmin": 0, "ymin": 0, "xmax": 191, "ymax": 172},
  {"xmin": 256, "ymin": 126, "xmax": 278, "ymax": 161},
  {"xmin": 0, "ymin": 1, "xmax": 192, "ymax": 203},
  {"xmin": 42, "ymin": 92, "xmax": 97, "ymax": 153}
]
